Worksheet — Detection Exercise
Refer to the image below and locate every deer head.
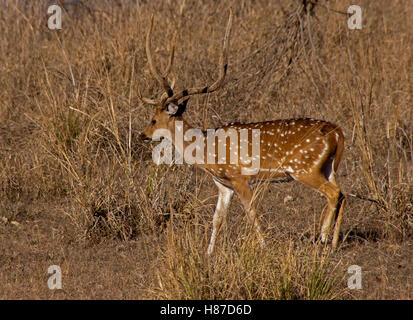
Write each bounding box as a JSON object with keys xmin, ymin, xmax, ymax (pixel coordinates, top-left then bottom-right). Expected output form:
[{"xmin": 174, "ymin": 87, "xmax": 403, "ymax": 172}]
[{"xmin": 139, "ymin": 9, "xmax": 233, "ymax": 140}]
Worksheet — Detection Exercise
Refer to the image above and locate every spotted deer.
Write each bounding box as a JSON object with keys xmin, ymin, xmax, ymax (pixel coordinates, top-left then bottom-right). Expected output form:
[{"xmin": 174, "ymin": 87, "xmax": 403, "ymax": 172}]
[{"xmin": 139, "ymin": 9, "xmax": 345, "ymax": 255}]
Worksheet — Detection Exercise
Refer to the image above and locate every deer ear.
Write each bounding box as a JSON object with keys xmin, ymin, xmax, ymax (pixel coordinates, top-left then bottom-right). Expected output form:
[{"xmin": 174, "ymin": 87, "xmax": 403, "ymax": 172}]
[
  {"xmin": 167, "ymin": 99, "xmax": 189, "ymax": 117},
  {"xmin": 173, "ymin": 99, "xmax": 189, "ymax": 117},
  {"xmin": 166, "ymin": 103, "xmax": 179, "ymax": 115}
]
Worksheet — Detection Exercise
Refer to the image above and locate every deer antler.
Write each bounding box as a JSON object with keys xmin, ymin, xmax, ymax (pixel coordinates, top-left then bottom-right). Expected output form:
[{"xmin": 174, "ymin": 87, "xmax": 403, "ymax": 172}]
[
  {"xmin": 137, "ymin": 75, "xmax": 176, "ymax": 105},
  {"xmin": 163, "ymin": 33, "xmax": 176, "ymax": 79},
  {"xmin": 138, "ymin": 15, "xmax": 176, "ymax": 106},
  {"xmin": 164, "ymin": 8, "xmax": 232, "ymax": 105},
  {"xmin": 138, "ymin": 9, "xmax": 232, "ymax": 106},
  {"xmin": 146, "ymin": 14, "xmax": 175, "ymax": 98}
]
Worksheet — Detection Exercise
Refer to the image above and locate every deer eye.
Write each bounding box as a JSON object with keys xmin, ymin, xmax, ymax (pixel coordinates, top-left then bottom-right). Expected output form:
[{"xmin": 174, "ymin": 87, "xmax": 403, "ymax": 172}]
[{"xmin": 151, "ymin": 120, "xmax": 156, "ymax": 125}]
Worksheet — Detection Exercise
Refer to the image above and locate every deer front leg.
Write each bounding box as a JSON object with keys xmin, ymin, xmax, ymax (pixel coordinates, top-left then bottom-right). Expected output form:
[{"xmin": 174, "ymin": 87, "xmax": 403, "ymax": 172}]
[
  {"xmin": 207, "ymin": 180, "xmax": 234, "ymax": 255},
  {"xmin": 231, "ymin": 179, "xmax": 265, "ymax": 247}
]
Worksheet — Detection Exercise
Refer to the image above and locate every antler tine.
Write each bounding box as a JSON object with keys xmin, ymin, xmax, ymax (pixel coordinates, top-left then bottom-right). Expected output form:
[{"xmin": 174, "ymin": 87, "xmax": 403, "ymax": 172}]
[
  {"xmin": 137, "ymin": 82, "xmax": 159, "ymax": 105},
  {"xmin": 146, "ymin": 14, "xmax": 174, "ymax": 98},
  {"xmin": 209, "ymin": 8, "xmax": 232, "ymax": 91},
  {"xmin": 164, "ymin": 8, "xmax": 233, "ymax": 105},
  {"xmin": 163, "ymin": 32, "xmax": 176, "ymax": 79},
  {"xmin": 138, "ymin": 75, "xmax": 176, "ymax": 107}
]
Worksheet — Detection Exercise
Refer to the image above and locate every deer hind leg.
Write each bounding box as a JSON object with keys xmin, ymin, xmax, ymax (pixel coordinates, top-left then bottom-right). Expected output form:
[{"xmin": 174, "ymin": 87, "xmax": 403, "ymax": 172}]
[
  {"xmin": 331, "ymin": 194, "xmax": 345, "ymax": 249},
  {"xmin": 293, "ymin": 172, "xmax": 344, "ymax": 249},
  {"xmin": 231, "ymin": 179, "xmax": 265, "ymax": 247},
  {"xmin": 319, "ymin": 180, "xmax": 344, "ymax": 247},
  {"xmin": 207, "ymin": 180, "xmax": 234, "ymax": 255},
  {"xmin": 321, "ymin": 167, "xmax": 346, "ymax": 249}
]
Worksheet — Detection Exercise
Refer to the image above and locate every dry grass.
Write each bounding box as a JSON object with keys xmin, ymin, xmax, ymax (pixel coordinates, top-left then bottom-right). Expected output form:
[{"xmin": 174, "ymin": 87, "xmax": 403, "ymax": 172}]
[{"xmin": 0, "ymin": 0, "xmax": 412, "ymax": 299}]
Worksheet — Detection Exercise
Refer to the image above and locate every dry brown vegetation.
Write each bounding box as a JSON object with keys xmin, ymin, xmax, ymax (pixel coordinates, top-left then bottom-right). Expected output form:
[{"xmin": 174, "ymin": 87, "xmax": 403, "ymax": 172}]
[{"xmin": 0, "ymin": 0, "xmax": 412, "ymax": 299}]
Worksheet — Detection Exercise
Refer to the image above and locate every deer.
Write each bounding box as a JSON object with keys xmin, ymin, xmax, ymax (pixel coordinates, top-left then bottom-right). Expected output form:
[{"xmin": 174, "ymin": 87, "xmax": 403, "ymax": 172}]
[{"xmin": 139, "ymin": 9, "xmax": 345, "ymax": 255}]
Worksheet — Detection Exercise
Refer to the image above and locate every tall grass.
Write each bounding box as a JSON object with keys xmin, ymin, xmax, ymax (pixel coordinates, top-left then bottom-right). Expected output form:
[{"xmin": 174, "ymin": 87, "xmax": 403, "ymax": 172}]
[
  {"xmin": 153, "ymin": 221, "xmax": 345, "ymax": 299},
  {"xmin": 0, "ymin": 0, "xmax": 411, "ymax": 299}
]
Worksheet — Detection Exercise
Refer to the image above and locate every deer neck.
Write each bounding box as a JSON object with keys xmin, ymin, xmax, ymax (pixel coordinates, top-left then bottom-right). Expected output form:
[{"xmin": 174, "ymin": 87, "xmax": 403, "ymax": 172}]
[{"xmin": 169, "ymin": 117, "xmax": 202, "ymax": 163}]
